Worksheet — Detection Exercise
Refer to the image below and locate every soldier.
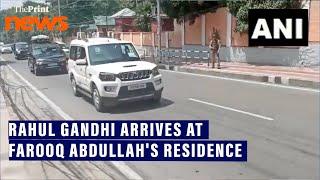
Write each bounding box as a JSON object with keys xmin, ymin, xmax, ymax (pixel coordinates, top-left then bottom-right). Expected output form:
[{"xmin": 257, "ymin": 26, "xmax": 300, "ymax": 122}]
[
  {"xmin": 209, "ymin": 28, "xmax": 220, "ymax": 68},
  {"xmin": 216, "ymin": 39, "xmax": 221, "ymax": 69}
]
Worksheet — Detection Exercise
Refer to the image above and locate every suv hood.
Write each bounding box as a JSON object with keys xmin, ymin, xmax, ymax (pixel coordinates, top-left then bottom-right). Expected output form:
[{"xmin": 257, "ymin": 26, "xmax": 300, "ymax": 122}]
[
  {"xmin": 36, "ymin": 55, "xmax": 65, "ymax": 62},
  {"xmin": 93, "ymin": 61, "xmax": 157, "ymax": 74}
]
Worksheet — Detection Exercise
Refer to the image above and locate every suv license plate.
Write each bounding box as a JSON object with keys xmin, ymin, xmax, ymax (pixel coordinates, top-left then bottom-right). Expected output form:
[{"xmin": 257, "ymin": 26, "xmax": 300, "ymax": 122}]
[
  {"xmin": 47, "ymin": 63, "xmax": 57, "ymax": 67},
  {"xmin": 128, "ymin": 83, "xmax": 146, "ymax": 91}
]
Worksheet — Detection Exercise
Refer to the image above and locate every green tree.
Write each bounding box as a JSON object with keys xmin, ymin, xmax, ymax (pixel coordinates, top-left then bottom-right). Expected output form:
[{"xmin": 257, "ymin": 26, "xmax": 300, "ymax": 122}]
[
  {"xmin": 134, "ymin": 1, "xmax": 155, "ymax": 32},
  {"xmin": 227, "ymin": 0, "xmax": 302, "ymax": 33},
  {"xmin": 160, "ymin": 0, "xmax": 224, "ymax": 24},
  {"xmin": 119, "ymin": 0, "xmax": 137, "ymax": 10},
  {"xmin": 49, "ymin": 0, "xmax": 121, "ymax": 38}
]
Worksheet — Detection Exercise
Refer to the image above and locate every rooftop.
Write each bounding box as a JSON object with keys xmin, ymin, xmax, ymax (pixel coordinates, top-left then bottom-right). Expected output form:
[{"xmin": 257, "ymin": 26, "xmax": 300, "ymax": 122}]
[{"xmin": 110, "ymin": 8, "xmax": 136, "ymax": 18}]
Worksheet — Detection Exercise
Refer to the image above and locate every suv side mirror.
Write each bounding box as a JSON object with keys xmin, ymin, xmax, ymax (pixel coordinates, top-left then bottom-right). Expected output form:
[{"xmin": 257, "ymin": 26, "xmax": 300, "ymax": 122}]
[
  {"xmin": 139, "ymin": 53, "xmax": 145, "ymax": 60},
  {"xmin": 76, "ymin": 58, "xmax": 87, "ymax": 65}
]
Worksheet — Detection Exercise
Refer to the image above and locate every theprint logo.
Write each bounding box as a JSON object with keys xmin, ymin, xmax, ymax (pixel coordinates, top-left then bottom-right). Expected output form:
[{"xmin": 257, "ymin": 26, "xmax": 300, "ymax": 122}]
[
  {"xmin": 248, "ymin": 9, "xmax": 308, "ymax": 46},
  {"xmin": 4, "ymin": 16, "xmax": 69, "ymax": 32}
]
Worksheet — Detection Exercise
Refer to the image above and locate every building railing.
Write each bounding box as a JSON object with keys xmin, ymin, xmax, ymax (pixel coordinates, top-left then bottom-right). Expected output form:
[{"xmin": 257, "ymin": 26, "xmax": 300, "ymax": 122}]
[{"xmin": 159, "ymin": 49, "xmax": 211, "ymax": 66}]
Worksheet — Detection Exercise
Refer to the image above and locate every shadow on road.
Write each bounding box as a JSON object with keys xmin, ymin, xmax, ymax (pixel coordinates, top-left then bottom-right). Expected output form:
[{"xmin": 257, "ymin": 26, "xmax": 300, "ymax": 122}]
[
  {"xmin": 80, "ymin": 95, "xmax": 174, "ymax": 114},
  {"xmin": 33, "ymin": 69, "xmax": 68, "ymax": 76},
  {"xmin": 0, "ymin": 57, "xmax": 17, "ymax": 66},
  {"xmin": 108, "ymin": 98, "xmax": 174, "ymax": 114}
]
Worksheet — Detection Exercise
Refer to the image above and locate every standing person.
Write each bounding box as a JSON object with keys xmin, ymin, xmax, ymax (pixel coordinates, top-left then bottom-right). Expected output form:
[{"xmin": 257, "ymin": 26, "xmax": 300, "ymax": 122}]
[
  {"xmin": 216, "ymin": 39, "xmax": 221, "ymax": 69},
  {"xmin": 208, "ymin": 28, "xmax": 220, "ymax": 68}
]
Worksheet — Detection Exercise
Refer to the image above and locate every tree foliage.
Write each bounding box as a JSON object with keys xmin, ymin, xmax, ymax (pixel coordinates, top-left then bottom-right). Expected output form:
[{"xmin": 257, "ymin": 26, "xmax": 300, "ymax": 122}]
[
  {"xmin": 134, "ymin": 1, "xmax": 155, "ymax": 32},
  {"xmin": 227, "ymin": 0, "xmax": 302, "ymax": 33},
  {"xmin": 50, "ymin": 0, "xmax": 120, "ymax": 32},
  {"xmin": 160, "ymin": 0, "xmax": 224, "ymax": 24}
]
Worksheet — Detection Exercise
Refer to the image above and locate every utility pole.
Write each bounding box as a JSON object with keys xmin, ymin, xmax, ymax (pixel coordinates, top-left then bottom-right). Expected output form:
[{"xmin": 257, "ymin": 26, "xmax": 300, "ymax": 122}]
[
  {"xmin": 58, "ymin": 0, "xmax": 61, "ymax": 16},
  {"xmin": 58, "ymin": 0, "xmax": 61, "ymax": 39},
  {"xmin": 156, "ymin": 0, "xmax": 161, "ymax": 62}
]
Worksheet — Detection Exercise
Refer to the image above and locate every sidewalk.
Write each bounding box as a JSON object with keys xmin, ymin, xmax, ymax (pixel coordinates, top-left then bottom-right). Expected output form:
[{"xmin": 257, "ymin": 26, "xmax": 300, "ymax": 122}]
[{"xmin": 158, "ymin": 61, "xmax": 320, "ymax": 89}]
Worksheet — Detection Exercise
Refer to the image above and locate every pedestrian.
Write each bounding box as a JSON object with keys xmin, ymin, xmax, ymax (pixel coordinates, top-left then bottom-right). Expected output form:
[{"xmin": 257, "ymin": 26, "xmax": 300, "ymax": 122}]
[
  {"xmin": 209, "ymin": 28, "xmax": 220, "ymax": 68},
  {"xmin": 216, "ymin": 39, "xmax": 221, "ymax": 69}
]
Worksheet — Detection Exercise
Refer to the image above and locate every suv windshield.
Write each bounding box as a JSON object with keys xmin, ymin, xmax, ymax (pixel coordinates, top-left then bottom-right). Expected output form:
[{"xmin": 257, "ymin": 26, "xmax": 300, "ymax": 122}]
[
  {"xmin": 16, "ymin": 43, "xmax": 28, "ymax": 49},
  {"xmin": 32, "ymin": 43, "xmax": 64, "ymax": 58},
  {"xmin": 88, "ymin": 43, "xmax": 139, "ymax": 65}
]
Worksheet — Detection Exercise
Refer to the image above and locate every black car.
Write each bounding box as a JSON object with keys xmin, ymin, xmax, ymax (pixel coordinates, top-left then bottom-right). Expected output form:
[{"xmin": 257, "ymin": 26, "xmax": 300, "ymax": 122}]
[
  {"xmin": 28, "ymin": 42, "xmax": 67, "ymax": 76},
  {"xmin": 13, "ymin": 42, "xmax": 29, "ymax": 60}
]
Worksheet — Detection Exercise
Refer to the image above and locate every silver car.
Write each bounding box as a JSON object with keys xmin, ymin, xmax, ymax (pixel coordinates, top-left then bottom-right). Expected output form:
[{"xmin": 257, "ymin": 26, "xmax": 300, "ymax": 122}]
[{"xmin": 1, "ymin": 45, "xmax": 12, "ymax": 54}]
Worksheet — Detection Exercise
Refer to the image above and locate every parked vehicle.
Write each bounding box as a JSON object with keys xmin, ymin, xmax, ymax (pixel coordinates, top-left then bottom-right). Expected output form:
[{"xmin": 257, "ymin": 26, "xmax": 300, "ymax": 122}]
[
  {"xmin": 13, "ymin": 42, "xmax": 29, "ymax": 60},
  {"xmin": 55, "ymin": 41, "xmax": 70, "ymax": 57},
  {"xmin": 28, "ymin": 36, "xmax": 67, "ymax": 76},
  {"xmin": 1, "ymin": 44, "xmax": 13, "ymax": 54},
  {"xmin": 68, "ymin": 38, "xmax": 163, "ymax": 112}
]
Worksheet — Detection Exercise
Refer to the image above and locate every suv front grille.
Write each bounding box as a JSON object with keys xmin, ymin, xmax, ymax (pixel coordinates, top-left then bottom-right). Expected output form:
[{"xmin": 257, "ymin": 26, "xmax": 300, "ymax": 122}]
[{"xmin": 119, "ymin": 70, "xmax": 152, "ymax": 81}]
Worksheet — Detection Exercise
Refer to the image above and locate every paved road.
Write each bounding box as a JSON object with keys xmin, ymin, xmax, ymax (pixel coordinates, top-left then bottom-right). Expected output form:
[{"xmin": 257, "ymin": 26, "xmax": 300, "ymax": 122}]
[{"xmin": 2, "ymin": 54, "xmax": 319, "ymax": 180}]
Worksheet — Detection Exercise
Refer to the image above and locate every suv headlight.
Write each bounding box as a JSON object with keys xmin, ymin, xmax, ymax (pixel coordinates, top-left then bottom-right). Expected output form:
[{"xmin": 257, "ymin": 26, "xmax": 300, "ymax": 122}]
[
  {"xmin": 152, "ymin": 67, "xmax": 160, "ymax": 76},
  {"xmin": 99, "ymin": 72, "xmax": 116, "ymax": 81}
]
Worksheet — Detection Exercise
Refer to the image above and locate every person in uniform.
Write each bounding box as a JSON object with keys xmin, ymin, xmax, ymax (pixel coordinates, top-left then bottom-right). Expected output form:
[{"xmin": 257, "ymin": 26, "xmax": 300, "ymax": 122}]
[{"xmin": 209, "ymin": 28, "xmax": 220, "ymax": 68}]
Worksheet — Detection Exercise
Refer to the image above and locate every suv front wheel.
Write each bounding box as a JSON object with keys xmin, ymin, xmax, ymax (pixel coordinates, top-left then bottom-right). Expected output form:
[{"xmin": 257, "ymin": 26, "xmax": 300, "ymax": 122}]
[
  {"xmin": 152, "ymin": 91, "xmax": 162, "ymax": 103},
  {"xmin": 71, "ymin": 76, "xmax": 80, "ymax": 97},
  {"xmin": 92, "ymin": 85, "xmax": 104, "ymax": 112},
  {"xmin": 34, "ymin": 66, "xmax": 40, "ymax": 76}
]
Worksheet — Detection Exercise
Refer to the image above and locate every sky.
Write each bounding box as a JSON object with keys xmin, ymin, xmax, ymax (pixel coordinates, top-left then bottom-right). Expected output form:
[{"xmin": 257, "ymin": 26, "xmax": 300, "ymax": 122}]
[{"xmin": 0, "ymin": 0, "xmax": 46, "ymax": 10}]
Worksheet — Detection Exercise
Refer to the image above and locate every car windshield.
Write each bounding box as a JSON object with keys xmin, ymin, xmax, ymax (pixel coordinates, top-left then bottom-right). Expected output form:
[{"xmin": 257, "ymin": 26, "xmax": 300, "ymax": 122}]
[
  {"xmin": 32, "ymin": 43, "xmax": 64, "ymax": 57},
  {"xmin": 88, "ymin": 43, "xmax": 140, "ymax": 65},
  {"xmin": 16, "ymin": 44, "xmax": 28, "ymax": 49}
]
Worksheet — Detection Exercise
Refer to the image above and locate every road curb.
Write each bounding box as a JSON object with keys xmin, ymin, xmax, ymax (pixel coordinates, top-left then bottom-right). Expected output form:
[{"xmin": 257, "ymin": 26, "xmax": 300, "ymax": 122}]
[
  {"xmin": 288, "ymin": 78, "xmax": 320, "ymax": 89},
  {"xmin": 158, "ymin": 64, "xmax": 319, "ymax": 89}
]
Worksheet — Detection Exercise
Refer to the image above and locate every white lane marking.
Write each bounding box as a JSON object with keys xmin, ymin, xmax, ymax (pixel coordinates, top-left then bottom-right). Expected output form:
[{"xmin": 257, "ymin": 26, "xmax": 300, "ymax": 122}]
[
  {"xmin": 189, "ymin": 98, "xmax": 274, "ymax": 121},
  {"xmin": 161, "ymin": 69, "xmax": 320, "ymax": 93},
  {"xmin": 2, "ymin": 57, "xmax": 143, "ymax": 180}
]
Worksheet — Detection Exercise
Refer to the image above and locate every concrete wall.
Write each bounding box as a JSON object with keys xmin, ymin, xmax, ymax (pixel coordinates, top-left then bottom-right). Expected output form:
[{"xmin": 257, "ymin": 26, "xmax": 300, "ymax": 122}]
[
  {"xmin": 168, "ymin": 20, "xmax": 182, "ymax": 48},
  {"xmin": 185, "ymin": 17, "xmax": 201, "ymax": 45},
  {"xmin": 231, "ymin": 17, "xmax": 248, "ymax": 47},
  {"xmin": 205, "ymin": 8, "xmax": 228, "ymax": 46},
  {"xmin": 309, "ymin": 0, "xmax": 320, "ymax": 42},
  {"xmin": 142, "ymin": 32, "xmax": 153, "ymax": 46}
]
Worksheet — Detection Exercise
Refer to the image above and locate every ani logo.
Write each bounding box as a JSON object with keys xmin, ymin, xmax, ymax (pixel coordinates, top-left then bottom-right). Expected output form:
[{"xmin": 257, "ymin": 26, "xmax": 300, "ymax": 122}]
[{"xmin": 248, "ymin": 9, "xmax": 308, "ymax": 46}]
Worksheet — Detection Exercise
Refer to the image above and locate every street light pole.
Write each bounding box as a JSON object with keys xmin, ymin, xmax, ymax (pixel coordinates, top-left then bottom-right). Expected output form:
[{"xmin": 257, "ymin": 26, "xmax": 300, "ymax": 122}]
[
  {"xmin": 156, "ymin": 0, "xmax": 161, "ymax": 62},
  {"xmin": 58, "ymin": 0, "xmax": 61, "ymax": 16},
  {"xmin": 58, "ymin": 0, "xmax": 61, "ymax": 39}
]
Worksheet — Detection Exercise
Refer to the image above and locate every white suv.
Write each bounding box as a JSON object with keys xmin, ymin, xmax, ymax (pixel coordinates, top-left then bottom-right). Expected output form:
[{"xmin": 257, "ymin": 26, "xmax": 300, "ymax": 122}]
[{"xmin": 68, "ymin": 38, "xmax": 163, "ymax": 112}]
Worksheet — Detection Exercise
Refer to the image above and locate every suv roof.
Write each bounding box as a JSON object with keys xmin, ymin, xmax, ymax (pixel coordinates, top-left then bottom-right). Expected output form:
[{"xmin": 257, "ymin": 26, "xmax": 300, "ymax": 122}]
[
  {"xmin": 15, "ymin": 42, "xmax": 28, "ymax": 44},
  {"xmin": 70, "ymin": 38, "xmax": 131, "ymax": 47},
  {"xmin": 31, "ymin": 35, "xmax": 50, "ymax": 43}
]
